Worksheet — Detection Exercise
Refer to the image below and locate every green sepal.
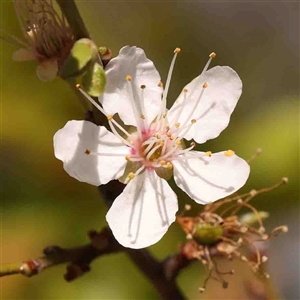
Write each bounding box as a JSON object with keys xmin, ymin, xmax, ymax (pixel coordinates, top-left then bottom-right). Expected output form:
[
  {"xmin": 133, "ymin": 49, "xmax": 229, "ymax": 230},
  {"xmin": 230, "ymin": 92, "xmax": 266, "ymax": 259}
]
[
  {"xmin": 81, "ymin": 62, "xmax": 106, "ymax": 97},
  {"xmin": 59, "ymin": 38, "xmax": 98, "ymax": 79}
]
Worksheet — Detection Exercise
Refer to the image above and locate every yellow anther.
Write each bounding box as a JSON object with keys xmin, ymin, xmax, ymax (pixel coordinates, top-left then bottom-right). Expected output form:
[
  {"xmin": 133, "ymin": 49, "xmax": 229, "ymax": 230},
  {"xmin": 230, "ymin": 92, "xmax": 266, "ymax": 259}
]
[
  {"xmin": 166, "ymin": 162, "xmax": 173, "ymax": 169},
  {"xmin": 175, "ymin": 122, "xmax": 180, "ymax": 128},
  {"xmin": 169, "ymin": 135, "xmax": 174, "ymax": 140},
  {"xmin": 191, "ymin": 119, "xmax": 196, "ymax": 124},
  {"xmin": 160, "ymin": 160, "xmax": 166, "ymax": 165},
  {"xmin": 140, "ymin": 84, "xmax": 146, "ymax": 89},
  {"xmin": 128, "ymin": 172, "xmax": 135, "ymax": 179},
  {"xmin": 126, "ymin": 75, "xmax": 132, "ymax": 81},
  {"xmin": 183, "ymin": 88, "xmax": 188, "ymax": 93},
  {"xmin": 125, "ymin": 155, "xmax": 131, "ymax": 161},
  {"xmin": 158, "ymin": 81, "xmax": 163, "ymax": 87},
  {"xmin": 190, "ymin": 142, "xmax": 196, "ymax": 147},
  {"xmin": 174, "ymin": 47, "xmax": 181, "ymax": 53},
  {"xmin": 203, "ymin": 83, "xmax": 208, "ymax": 88},
  {"xmin": 167, "ymin": 132, "xmax": 172, "ymax": 137},
  {"xmin": 165, "ymin": 126, "xmax": 170, "ymax": 131},
  {"xmin": 175, "ymin": 139, "xmax": 181, "ymax": 146},
  {"xmin": 209, "ymin": 52, "xmax": 216, "ymax": 59},
  {"xmin": 159, "ymin": 141, "xmax": 164, "ymax": 146},
  {"xmin": 140, "ymin": 114, "xmax": 145, "ymax": 119},
  {"xmin": 107, "ymin": 115, "xmax": 113, "ymax": 120},
  {"xmin": 163, "ymin": 113, "xmax": 167, "ymax": 118},
  {"xmin": 85, "ymin": 149, "xmax": 91, "ymax": 155},
  {"xmin": 205, "ymin": 151, "xmax": 212, "ymax": 157},
  {"xmin": 224, "ymin": 150, "xmax": 235, "ymax": 157},
  {"xmin": 75, "ymin": 83, "xmax": 81, "ymax": 89}
]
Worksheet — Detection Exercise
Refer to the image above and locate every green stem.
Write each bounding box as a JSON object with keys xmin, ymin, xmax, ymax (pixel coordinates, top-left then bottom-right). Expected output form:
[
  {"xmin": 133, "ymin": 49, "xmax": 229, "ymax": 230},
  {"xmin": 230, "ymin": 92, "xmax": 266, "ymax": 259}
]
[{"xmin": 56, "ymin": 0, "xmax": 90, "ymax": 40}]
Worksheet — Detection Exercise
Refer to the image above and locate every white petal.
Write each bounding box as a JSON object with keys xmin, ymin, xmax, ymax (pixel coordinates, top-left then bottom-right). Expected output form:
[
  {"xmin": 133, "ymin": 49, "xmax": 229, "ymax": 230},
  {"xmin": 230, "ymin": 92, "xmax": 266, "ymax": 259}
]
[
  {"xmin": 106, "ymin": 170, "xmax": 178, "ymax": 249},
  {"xmin": 173, "ymin": 151, "xmax": 250, "ymax": 204},
  {"xmin": 12, "ymin": 48, "xmax": 36, "ymax": 61},
  {"xmin": 167, "ymin": 66, "xmax": 242, "ymax": 143},
  {"xmin": 99, "ymin": 46, "xmax": 163, "ymax": 126},
  {"xmin": 54, "ymin": 120, "xmax": 129, "ymax": 186},
  {"xmin": 36, "ymin": 59, "xmax": 58, "ymax": 81}
]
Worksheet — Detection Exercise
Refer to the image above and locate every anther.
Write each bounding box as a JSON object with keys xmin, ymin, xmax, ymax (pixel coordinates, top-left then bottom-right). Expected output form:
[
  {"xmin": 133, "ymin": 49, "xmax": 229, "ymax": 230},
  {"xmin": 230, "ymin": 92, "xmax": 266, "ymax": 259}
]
[
  {"xmin": 140, "ymin": 84, "xmax": 146, "ymax": 89},
  {"xmin": 158, "ymin": 81, "xmax": 163, "ymax": 87},
  {"xmin": 262, "ymin": 256, "xmax": 268, "ymax": 263},
  {"xmin": 75, "ymin": 83, "xmax": 81, "ymax": 89},
  {"xmin": 126, "ymin": 75, "xmax": 132, "ymax": 81},
  {"xmin": 258, "ymin": 227, "xmax": 265, "ymax": 234},
  {"xmin": 282, "ymin": 177, "xmax": 289, "ymax": 183},
  {"xmin": 237, "ymin": 199, "xmax": 243, "ymax": 204},
  {"xmin": 183, "ymin": 88, "xmax": 188, "ymax": 93},
  {"xmin": 250, "ymin": 189, "xmax": 257, "ymax": 196},
  {"xmin": 230, "ymin": 269, "xmax": 235, "ymax": 275},
  {"xmin": 186, "ymin": 233, "xmax": 193, "ymax": 239},
  {"xmin": 107, "ymin": 115, "xmax": 113, "ymax": 120},
  {"xmin": 165, "ymin": 126, "xmax": 170, "ymax": 131},
  {"xmin": 209, "ymin": 52, "xmax": 216, "ymax": 59},
  {"xmin": 203, "ymin": 83, "xmax": 208, "ymax": 88},
  {"xmin": 190, "ymin": 142, "xmax": 196, "ymax": 147},
  {"xmin": 205, "ymin": 151, "xmax": 212, "ymax": 157},
  {"xmin": 176, "ymin": 140, "xmax": 181, "ymax": 146},
  {"xmin": 85, "ymin": 149, "xmax": 91, "ymax": 155},
  {"xmin": 224, "ymin": 150, "xmax": 235, "ymax": 157},
  {"xmin": 125, "ymin": 155, "xmax": 131, "ymax": 161},
  {"xmin": 160, "ymin": 160, "xmax": 166, "ymax": 165},
  {"xmin": 281, "ymin": 226, "xmax": 288, "ymax": 233},
  {"xmin": 175, "ymin": 122, "xmax": 181, "ymax": 128},
  {"xmin": 174, "ymin": 47, "xmax": 181, "ymax": 53},
  {"xmin": 191, "ymin": 119, "xmax": 196, "ymax": 124},
  {"xmin": 140, "ymin": 114, "xmax": 145, "ymax": 119},
  {"xmin": 264, "ymin": 273, "xmax": 270, "ymax": 279},
  {"xmin": 166, "ymin": 162, "xmax": 173, "ymax": 169},
  {"xmin": 128, "ymin": 172, "xmax": 135, "ymax": 179},
  {"xmin": 241, "ymin": 256, "xmax": 248, "ymax": 262},
  {"xmin": 198, "ymin": 287, "xmax": 205, "ymax": 293},
  {"xmin": 184, "ymin": 204, "xmax": 191, "ymax": 211}
]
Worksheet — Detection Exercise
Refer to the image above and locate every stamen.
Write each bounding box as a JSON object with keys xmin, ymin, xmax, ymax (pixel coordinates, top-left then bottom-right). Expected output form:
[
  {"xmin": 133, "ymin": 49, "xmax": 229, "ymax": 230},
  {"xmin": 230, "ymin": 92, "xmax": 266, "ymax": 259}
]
[
  {"xmin": 159, "ymin": 47, "xmax": 181, "ymax": 119},
  {"xmin": 85, "ymin": 149, "xmax": 91, "ymax": 155},
  {"xmin": 205, "ymin": 151, "xmax": 212, "ymax": 157},
  {"xmin": 158, "ymin": 81, "xmax": 163, "ymax": 87},
  {"xmin": 224, "ymin": 150, "xmax": 235, "ymax": 157}
]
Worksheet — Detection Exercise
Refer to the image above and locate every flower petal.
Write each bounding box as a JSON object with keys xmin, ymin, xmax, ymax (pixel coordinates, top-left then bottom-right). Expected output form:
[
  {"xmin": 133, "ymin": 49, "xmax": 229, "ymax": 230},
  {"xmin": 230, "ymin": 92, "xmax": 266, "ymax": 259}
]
[
  {"xmin": 36, "ymin": 59, "xmax": 58, "ymax": 81},
  {"xmin": 173, "ymin": 151, "xmax": 250, "ymax": 204},
  {"xmin": 54, "ymin": 120, "xmax": 129, "ymax": 186},
  {"xmin": 99, "ymin": 46, "xmax": 163, "ymax": 126},
  {"xmin": 106, "ymin": 170, "xmax": 178, "ymax": 249},
  {"xmin": 167, "ymin": 66, "xmax": 242, "ymax": 144},
  {"xmin": 12, "ymin": 48, "xmax": 36, "ymax": 61}
]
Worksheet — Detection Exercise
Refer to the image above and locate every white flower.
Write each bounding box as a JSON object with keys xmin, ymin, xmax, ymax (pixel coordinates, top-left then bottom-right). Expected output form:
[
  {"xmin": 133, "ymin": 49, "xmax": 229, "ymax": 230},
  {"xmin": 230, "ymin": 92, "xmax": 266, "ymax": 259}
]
[
  {"xmin": 11, "ymin": 0, "xmax": 73, "ymax": 81},
  {"xmin": 54, "ymin": 46, "xmax": 250, "ymax": 249}
]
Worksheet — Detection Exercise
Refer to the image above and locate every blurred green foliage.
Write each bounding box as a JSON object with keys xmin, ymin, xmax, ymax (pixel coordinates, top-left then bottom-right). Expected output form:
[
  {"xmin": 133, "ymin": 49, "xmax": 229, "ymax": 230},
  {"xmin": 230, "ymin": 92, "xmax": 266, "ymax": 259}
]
[{"xmin": 0, "ymin": 1, "xmax": 298, "ymax": 299}]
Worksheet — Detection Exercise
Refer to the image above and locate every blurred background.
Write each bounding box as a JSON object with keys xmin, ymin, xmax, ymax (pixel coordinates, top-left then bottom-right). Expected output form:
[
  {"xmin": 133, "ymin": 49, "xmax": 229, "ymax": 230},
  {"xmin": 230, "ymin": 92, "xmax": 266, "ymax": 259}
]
[{"xmin": 1, "ymin": 0, "xmax": 299, "ymax": 299}]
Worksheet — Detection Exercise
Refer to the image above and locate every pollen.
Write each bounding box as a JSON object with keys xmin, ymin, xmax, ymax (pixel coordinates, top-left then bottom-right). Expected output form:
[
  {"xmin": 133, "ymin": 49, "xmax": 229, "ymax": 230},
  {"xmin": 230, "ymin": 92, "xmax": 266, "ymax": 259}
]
[
  {"xmin": 75, "ymin": 84, "xmax": 81, "ymax": 89},
  {"xmin": 140, "ymin": 114, "xmax": 145, "ymax": 119},
  {"xmin": 166, "ymin": 162, "xmax": 173, "ymax": 169},
  {"xmin": 140, "ymin": 84, "xmax": 146, "ymax": 89},
  {"xmin": 107, "ymin": 115, "xmax": 113, "ymax": 120},
  {"xmin": 128, "ymin": 172, "xmax": 135, "ymax": 179},
  {"xmin": 126, "ymin": 75, "xmax": 132, "ymax": 81},
  {"xmin": 209, "ymin": 52, "xmax": 216, "ymax": 59},
  {"xmin": 174, "ymin": 47, "xmax": 181, "ymax": 53},
  {"xmin": 203, "ymin": 83, "xmax": 208, "ymax": 88},
  {"xmin": 191, "ymin": 119, "xmax": 197, "ymax": 124},
  {"xmin": 175, "ymin": 122, "xmax": 181, "ymax": 128},
  {"xmin": 125, "ymin": 155, "xmax": 131, "ymax": 161},
  {"xmin": 205, "ymin": 151, "xmax": 212, "ymax": 157},
  {"xmin": 224, "ymin": 150, "xmax": 235, "ymax": 157},
  {"xmin": 85, "ymin": 149, "xmax": 91, "ymax": 155},
  {"xmin": 158, "ymin": 81, "xmax": 163, "ymax": 87}
]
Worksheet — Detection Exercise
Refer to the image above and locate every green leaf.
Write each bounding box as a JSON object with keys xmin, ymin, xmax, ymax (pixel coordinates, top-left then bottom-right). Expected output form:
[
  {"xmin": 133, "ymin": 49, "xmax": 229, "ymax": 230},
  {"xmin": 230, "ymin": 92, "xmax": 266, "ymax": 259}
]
[
  {"xmin": 59, "ymin": 38, "xmax": 98, "ymax": 79},
  {"xmin": 81, "ymin": 62, "xmax": 106, "ymax": 97}
]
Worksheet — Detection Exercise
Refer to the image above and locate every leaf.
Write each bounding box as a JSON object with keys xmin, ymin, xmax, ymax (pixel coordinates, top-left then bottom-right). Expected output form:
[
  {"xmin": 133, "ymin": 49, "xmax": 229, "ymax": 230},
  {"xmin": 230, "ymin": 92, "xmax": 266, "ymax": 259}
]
[
  {"xmin": 81, "ymin": 62, "xmax": 106, "ymax": 97},
  {"xmin": 59, "ymin": 38, "xmax": 98, "ymax": 79}
]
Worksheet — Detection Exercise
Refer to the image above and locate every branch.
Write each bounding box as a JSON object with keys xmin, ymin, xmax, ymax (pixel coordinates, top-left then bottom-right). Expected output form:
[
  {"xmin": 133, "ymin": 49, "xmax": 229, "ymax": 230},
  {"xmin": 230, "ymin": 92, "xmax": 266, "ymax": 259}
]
[{"xmin": 56, "ymin": 0, "xmax": 90, "ymax": 41}]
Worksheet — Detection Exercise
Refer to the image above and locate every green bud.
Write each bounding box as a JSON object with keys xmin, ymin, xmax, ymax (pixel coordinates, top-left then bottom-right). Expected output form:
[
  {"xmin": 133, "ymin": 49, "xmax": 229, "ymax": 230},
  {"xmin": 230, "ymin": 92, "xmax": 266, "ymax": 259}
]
[
  {"xmin": 193, "ymin": 223, "xmax": 224, "ymax": 245},
  {"xmin": 60, "ymin": 38, "xmax": 98, "ymax": 79},
  {"xmin": 81, "ymin": 62, "xmax": 106, "ymax": 97}
]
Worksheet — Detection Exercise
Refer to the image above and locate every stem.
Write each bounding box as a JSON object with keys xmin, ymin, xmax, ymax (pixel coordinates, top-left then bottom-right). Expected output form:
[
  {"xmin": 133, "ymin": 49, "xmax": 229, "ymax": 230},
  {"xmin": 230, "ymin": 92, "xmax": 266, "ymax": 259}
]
[{"xmin": 56, "ymin": 0, "xmax": 90, "ymax": 41}]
